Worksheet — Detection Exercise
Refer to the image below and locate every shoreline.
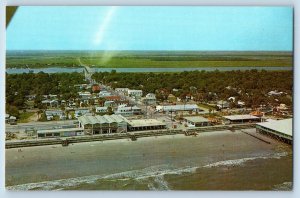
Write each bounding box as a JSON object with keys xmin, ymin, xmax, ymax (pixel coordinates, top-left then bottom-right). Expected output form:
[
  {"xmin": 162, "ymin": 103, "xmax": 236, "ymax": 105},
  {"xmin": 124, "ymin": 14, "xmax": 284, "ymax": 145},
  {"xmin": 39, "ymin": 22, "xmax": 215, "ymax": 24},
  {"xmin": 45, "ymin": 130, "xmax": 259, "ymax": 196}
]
[{"xmin": 6, "ymin": 129, "xmax": 292, "ymax": 190}]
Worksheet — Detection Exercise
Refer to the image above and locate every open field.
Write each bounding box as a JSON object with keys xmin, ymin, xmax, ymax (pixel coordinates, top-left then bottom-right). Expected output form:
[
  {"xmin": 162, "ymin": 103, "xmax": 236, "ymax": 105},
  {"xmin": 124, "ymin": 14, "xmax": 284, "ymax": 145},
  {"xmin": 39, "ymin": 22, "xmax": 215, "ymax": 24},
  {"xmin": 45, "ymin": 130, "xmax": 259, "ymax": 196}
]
[{"xmin": 6, "ymin": 50, "xmax": 293, "ymax": 68}]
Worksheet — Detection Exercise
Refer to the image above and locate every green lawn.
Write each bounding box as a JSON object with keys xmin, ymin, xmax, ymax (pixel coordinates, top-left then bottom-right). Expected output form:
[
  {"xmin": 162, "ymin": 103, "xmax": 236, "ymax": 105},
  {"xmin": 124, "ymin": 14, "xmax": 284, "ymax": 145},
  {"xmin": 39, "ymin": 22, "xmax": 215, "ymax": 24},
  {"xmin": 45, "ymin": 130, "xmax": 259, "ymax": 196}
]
[
  {"xmin": 18, "ymin": 112, "xmax": 35, "ymax": 123},
  {"xmin": 198, "ymin": 103, "xmax": 218, "ymax": 111}
]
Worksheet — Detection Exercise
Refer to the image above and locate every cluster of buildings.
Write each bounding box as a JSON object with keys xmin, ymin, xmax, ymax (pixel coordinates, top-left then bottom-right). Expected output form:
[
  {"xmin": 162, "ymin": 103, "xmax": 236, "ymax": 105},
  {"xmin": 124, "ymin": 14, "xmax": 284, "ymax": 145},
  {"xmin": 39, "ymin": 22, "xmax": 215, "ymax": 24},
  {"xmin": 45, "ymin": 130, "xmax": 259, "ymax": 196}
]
[
  {"xmin": 37, "ymin": 114, "xmax": 166, "ymax": 138},
  {"xmin": 36, "ymin": 112, "xmax": 293, "ymax": 146}
]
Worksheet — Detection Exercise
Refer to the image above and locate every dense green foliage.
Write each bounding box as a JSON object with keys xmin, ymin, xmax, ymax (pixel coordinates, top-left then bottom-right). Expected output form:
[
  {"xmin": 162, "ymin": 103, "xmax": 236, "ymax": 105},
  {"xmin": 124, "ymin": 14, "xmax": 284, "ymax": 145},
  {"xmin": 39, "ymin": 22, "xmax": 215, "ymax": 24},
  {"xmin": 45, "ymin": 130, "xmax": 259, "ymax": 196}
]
[
  {"xmin": 7, "ymin": 51, "xmax": 293, "ymax": 68},
  {"xmin": 6, "ymin": 72, "xmax": 87, "ymax": 116},
  {"xmin": 93, "ymin": 70, "xmax": 293, "ymax": 108}
]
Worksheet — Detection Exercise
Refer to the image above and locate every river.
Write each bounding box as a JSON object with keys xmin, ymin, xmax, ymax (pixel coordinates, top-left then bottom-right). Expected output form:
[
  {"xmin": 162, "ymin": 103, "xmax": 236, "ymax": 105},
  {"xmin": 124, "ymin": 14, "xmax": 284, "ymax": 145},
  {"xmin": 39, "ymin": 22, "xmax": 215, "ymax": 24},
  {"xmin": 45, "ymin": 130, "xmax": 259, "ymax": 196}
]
[{"xmin": 6, "ymin": 66, "xmax": 292, "ymax": 74}]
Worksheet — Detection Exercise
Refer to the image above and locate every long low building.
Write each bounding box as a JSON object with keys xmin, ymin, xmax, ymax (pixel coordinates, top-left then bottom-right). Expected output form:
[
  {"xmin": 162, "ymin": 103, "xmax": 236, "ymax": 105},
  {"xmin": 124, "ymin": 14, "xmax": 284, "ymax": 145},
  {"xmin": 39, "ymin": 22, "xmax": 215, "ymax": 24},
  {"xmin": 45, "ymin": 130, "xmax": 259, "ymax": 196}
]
[
  {"xmin": 78, "ymin": 114, "xmax": 128, "ymax": 134},
  {"xmin": 127, "ymin": 119, "xmax": 166, "ymax": 131},
  {"xmin": 256, "ymin": 118, "xmax": 292, "ymax": 144},
  {"xmin": 37, "ymin": 128, "xmax": 84, "ymax": 138},
  {"xmin": 156, "ymin": 104, "xmax": 200, "ymax": 113},
  {"xmin": 223, "ymin": 114, "xmax": 261, "ymax": 124},
  {"xmin": 184, "ymin": 116, "xmax": 210, "ymax": 127}
]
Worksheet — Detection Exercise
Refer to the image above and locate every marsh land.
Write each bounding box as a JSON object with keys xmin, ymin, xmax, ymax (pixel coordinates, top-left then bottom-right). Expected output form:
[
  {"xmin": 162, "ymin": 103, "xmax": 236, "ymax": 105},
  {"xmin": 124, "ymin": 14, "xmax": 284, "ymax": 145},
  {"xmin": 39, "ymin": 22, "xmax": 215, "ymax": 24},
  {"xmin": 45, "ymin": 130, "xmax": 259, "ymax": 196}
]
[{"xmin": 6, "ymin": 50, "xmax": 293, "ymax": 68}]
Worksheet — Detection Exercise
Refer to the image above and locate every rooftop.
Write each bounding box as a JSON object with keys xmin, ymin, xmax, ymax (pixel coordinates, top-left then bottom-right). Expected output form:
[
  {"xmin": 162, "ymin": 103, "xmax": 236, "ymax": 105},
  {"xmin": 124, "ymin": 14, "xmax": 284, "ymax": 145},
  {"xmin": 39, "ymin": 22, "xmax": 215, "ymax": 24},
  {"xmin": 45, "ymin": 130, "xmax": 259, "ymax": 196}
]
[
  {"xmin": 127, "ymin": 119, "xmax": 166, "ymax": 128},
  {"xmin": 78, "ymin": 114, "xmax": 127, "ymax": 125},
  {"xmin": 184, "ymin": 116, "xmax": 209, "ymax": 123},
  {"xmin": 223, "ymin": 114, "xmax": 260, "ymax": 121},
  {"xmin": 117, "ymin": 106, "xmax": 141, "ymax": 110},
  {"xmin": 157, "ymin": 104, "xmax": 199, "ymax": 111},
  {"xmin": 256, "ymin": 118, "xmax": 292, "ymax": 137}
]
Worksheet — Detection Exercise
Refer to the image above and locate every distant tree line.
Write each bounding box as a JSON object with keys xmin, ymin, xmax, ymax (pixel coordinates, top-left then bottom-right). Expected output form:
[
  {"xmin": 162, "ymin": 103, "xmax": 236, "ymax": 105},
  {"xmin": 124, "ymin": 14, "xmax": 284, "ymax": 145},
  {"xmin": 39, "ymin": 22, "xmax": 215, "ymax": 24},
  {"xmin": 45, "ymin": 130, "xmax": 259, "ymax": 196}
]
[{"xmin": 92, "ymin": 70, "xmax": 293, "ymax": 108}]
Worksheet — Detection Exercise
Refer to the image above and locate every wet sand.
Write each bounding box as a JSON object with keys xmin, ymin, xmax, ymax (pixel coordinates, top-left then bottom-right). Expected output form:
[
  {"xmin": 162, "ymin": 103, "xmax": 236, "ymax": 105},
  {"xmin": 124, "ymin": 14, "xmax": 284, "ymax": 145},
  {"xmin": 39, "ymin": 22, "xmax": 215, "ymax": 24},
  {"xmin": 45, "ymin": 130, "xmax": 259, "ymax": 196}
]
[{"xmin": 5, "ymin": 129, "xmax": 293, "ymax": 190}]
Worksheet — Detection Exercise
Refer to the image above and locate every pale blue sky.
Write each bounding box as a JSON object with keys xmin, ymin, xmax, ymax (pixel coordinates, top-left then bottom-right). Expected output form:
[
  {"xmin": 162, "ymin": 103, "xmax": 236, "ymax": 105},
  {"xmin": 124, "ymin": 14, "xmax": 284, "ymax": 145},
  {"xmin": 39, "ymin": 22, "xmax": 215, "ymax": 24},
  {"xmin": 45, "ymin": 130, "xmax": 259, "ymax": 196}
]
[{"xmin": 6, "ymin": 6, "xmax": 293, "ymax": 51}]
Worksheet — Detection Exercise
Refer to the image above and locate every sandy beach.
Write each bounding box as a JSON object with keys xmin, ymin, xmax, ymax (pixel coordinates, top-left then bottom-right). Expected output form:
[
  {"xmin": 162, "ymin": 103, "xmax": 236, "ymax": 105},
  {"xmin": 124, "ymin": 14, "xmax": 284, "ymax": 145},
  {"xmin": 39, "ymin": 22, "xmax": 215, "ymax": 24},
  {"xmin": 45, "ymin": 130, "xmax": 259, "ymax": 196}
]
[{"xmin": 5, "ymin": 129, "xmax": 293, "ymax": 190}]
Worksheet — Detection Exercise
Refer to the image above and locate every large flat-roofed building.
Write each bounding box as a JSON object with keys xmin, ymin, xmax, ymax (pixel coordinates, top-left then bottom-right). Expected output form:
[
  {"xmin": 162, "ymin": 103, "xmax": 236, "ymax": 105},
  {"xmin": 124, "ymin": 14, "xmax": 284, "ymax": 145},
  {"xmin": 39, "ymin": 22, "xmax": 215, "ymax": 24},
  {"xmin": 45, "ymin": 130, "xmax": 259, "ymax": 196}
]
[
  {"xmin": 256, "ymin": 118, "xmax": 292, "ymax": 144},
  {"xmin": 78, "ymin": 114, "xmax": 128, "ymax": 134},
  {"xmin": 223, "ymin": 114, "xmax": 261, "ymax": 124},
  {"xmin": 184, "ymin": 116, "xmax": 210, "ymax": 127},
  {"xmin": 127, "ymin": 119, "xmax": 166, "ymax": 131},
  {"xmin": 37, "ymin": 128, "xmax": 84, "ymax": 138},
  {"xmin": 156, "ymin": 104, "xmax": 200, "ymax": 113}
]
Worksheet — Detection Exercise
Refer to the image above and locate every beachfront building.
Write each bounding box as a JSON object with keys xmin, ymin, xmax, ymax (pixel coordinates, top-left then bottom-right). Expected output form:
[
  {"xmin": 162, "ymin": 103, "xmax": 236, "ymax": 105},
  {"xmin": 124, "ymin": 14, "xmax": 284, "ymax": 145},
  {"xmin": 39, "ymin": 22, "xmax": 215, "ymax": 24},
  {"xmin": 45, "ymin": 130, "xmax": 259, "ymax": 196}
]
[
  {"xmin": 256, "ymin": 118, "xmax": 292, "ymax": 144},
  {"xmin": 223, "ymin": 114, "xmax": 261, "ymax": 124},
  {"xmin": 156, "ymin": 104, "xmax": 200, "ymax": 113},
  {"xmin": 183, "ymin": 116, "xmax": 210, "ymax": 127},
  {"xmin": 115, "ymin": 105, "xmax": 142, "ymax": 116},
  {"xmin": 37, "ymin": 128, "xmax": 84, "ymax": 138},
  {"xmin": 78, "ymin": 114, "xmax": 128, "ymax": 134},
  {"xmin": 128, "ymin": 89, "xmax": 143, "ymax": 98},
  {"xmin": 142, "ymin": 93, "xmax": 157, "ymax": 105},
  {"xmin": 127, "ymin": 119, "xmax": 166, "ymax": 131}
]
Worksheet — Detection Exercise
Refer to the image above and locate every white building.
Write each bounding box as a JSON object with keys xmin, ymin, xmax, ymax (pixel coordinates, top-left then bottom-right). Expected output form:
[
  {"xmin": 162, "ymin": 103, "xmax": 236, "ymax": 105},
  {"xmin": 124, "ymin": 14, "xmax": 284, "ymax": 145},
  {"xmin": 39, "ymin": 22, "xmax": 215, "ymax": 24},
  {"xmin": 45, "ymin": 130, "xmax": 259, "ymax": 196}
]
[
  {"xmin": 115, "ymin": 105, "xmax": 142, "ymax": 116},
  {"xmin": 142, "ymin": 93, "xmax": 156, "ymax": 105},
  {"xmin": 268, "ymin": 90, "xmax": 283, "ymax": 96},
  {"xmin": 223, "ymin": 114, "xmax": 261, "ymax": 124},
  {"xmin": 128, "ymin": 89, "xmax": 143, "ymax": 98},
  {"xmin": 217, "ymin": 100, "xmax": 229, "ymax": 109},
  {"xmin": 45, "ymin": 110, "xmax": 64, "ymax": 121},
  {"xmin": 156, "ymin": 104, "xmax": 200, "ymax": 113},
  {"xmin": 99, "ymin": 90, "xmax": 111, "ymax": 97},
  {"xmin": 78, "ymin": 114, "xmax": 128, "ymax": 134},
  {"xmin": 78, "ymin": 91, "xmax": 92, "ymax": 100},
  {"xmin": 96, "ymin": 106, "xmax": 108, "ymax": 113},
  {"xmin": 256, "ymin": 118, "xmax": 292, "ymax": 144},
  {"xmin": 75, "ymin": 109, "xmax": 90, "ymax": 118},
  {"xmin": 183, "ymin": 116, "xmax": 210, "ymax": 127}
]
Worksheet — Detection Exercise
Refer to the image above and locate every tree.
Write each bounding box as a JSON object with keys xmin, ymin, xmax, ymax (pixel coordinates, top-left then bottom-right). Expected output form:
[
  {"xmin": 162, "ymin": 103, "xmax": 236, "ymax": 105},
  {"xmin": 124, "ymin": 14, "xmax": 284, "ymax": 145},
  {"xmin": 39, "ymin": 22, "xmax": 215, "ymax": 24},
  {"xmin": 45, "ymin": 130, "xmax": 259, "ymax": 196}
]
[
  {"xmin": 7, "ymin": 105, "xmax": 20, "ymax": 119},
  {"xmin": 107, "ymin": 107, "xmax": 114, "ymax": 115}
]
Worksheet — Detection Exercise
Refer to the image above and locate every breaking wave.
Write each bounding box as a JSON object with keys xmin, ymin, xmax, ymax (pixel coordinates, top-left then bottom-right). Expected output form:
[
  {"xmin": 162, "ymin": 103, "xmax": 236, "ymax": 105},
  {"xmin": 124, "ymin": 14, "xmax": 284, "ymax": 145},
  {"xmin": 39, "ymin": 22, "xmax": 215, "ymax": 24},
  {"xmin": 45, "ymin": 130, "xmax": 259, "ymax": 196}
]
[
  {"xmin": 6, "ymin": 152, "xmax": 288, "ymax": 191},
  {"xmin": 203, "ymin": 152, "xmax": 288, "ymax": 168},
  {"xmin": 6, "ymin": 164, "xmax": 197, "ymax": 191}
]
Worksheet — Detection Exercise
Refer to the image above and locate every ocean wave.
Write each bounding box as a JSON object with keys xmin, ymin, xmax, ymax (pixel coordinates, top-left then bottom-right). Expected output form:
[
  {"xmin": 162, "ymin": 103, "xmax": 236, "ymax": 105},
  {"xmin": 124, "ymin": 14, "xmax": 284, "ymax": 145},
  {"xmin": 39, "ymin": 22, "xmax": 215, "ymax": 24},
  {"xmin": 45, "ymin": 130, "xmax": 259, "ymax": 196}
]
[
  {"xmin": 6, "ymin": 164, "xmax": 197, "ymax": 191},
  {"xmin": 203, "ymin": 152, "xmax": 288, "ymax": 168},
  {"xmin": 6, "ymin": 152, "xmax": 288, "ymax": 191}
]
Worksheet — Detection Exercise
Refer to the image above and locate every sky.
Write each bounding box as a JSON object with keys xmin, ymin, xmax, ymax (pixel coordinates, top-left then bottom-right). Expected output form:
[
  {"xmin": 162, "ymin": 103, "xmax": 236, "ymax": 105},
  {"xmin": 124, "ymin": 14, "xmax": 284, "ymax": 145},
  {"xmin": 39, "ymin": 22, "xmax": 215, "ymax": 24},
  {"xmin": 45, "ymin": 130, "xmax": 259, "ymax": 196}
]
[{"xmin": 6, "ymin": 6, "xmax": 293, "ymax": 51}]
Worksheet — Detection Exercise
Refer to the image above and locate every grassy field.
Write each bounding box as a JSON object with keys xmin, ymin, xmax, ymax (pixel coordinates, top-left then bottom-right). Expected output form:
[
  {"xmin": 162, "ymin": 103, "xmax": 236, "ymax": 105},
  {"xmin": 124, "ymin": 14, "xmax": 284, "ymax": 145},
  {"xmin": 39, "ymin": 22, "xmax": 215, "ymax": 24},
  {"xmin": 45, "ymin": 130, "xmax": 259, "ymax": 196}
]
[
  {"xmin": 6, "ymin": 50, "xmax": 293, "ymax": 68},
  {"xmin": 17, "ymin": 112, "xmax": 35, "ymax": 123}
]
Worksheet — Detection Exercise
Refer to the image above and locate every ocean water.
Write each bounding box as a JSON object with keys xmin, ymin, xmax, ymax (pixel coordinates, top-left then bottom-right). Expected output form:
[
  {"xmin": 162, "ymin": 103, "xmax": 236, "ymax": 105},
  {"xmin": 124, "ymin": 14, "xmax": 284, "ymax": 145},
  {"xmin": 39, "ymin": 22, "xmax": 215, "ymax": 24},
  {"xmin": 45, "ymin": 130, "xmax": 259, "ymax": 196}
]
[{"xmin": 6, "ymin": 152, "xmax": 292, "ymax": 191}]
